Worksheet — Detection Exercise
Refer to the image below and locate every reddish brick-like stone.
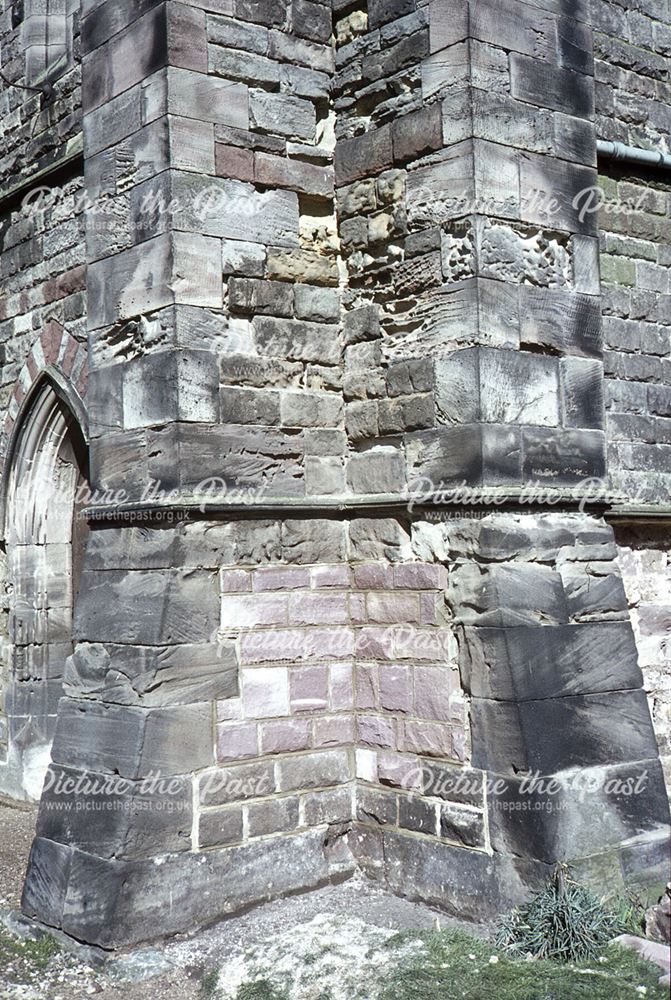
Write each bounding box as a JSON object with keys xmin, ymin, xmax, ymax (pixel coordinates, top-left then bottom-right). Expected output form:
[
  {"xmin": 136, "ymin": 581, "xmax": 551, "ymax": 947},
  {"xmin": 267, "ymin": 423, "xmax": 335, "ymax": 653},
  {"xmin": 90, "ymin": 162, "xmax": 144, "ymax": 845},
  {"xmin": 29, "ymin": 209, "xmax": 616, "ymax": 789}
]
[
  {"xmin": 217, "ymin": 722, "xmax": 259, "ymax": 761},
  {"xmin": 221, "ymin": 569, "xmax": 252, "ymax": 593},
  {"xmin": 311, "ymin": 565, "xmax": 350, "ymax": 589},
  {"xmin": 356, "ymin": 627, "xmax": 394, "ymax": 660},
  {"xmin": 329, "ymin": 662, "xmax": 354, "ymax": 710},
  {"xmin": 290, "ymin": 665, "xmax": 329, "ymax": 712},
  {"xmin": 352, "ymin": 564, "xmax": 393, "ymax": 589},
  {"xmin": 61, "ymin": 335, "xmax": 79, "ymax": 377},
  {"xmin": 313, "ymin": 715, "xmax": 355, "ymax": 747},
  {"xmin": 400, "ymin": 720, "xmax": 453, "ymax": 758},
  {"xmin": 243, "ymin": 666, "xmax": 290, "ymax": 718},
  {"xmin": 349, "ymin": 593, "xmax": 367, "ymax": 624},
  {"xmin": 393, "ymin": 563, "xmax": 446, "ymax": 590},
  {"xmin": 393, "ymin": 626, "xmax": 454, "ymax": 661},
  {"xmin": 414, "ymin": 665, "xmax": 452, "ymax": 721},
  {"xmin": 260, "ymin": 718, "xmax": 312, "ymax": 754},
  {"xmin": 215, "ymin": 142, "xmax": 255, "ymax": 181},
  {"xmin": 367, "ymin": 593, "xmax": 420, "ymax": 625},
  {"xmin": 304, "ymin": 627, "xmax": 354, "ymax": 661},
  {"xmin": 356, "ymin": 664, "xmax": 377, "ymax": 710},
  {"xmin": 420, "ymin": 593, "xmax": 440, "ymax": 625},
  {"xmin": 289, "ymin": 592, "xmax": 349, "ymax": 625},
  {"xmin": 253, "ymin": 566, "xmax": 311, "ymax": 592},
  {"xmin": 357, "ymin": 714, "xmax": 396, "ymax": 749},
  {"xmin": 379, "ymin": 664, "xmax": 413, "ymax": 713}
]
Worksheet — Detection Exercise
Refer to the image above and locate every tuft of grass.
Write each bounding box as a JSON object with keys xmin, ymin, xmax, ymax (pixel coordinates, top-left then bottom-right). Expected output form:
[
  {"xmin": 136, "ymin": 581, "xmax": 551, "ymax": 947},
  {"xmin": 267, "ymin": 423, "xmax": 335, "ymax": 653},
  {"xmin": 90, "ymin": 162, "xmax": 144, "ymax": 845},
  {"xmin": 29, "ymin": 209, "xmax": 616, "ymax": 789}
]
[
  {"xmin": 236, "ymin": 980, "xmax": 290, "ymax": 1000},
  {"xmin": 0, "ymin": 928, "xmax": 61, "ymax": 974},
  {"xmin": 495, "ymin": 865, "xmax": 636, "ymax": 963},
  {"xmin": 199, "ymin": 967, "xmax": 221, "ymax": 1000}
]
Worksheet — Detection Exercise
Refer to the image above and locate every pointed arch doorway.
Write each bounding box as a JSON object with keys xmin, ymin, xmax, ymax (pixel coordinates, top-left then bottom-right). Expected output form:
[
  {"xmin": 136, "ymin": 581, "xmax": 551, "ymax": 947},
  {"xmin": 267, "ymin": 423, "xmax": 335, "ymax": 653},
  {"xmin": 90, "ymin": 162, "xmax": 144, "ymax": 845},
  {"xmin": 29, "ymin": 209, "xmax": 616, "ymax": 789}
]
[{"xmin": 1, "ymin": 375, "xmax": 89, "ymax": 800}]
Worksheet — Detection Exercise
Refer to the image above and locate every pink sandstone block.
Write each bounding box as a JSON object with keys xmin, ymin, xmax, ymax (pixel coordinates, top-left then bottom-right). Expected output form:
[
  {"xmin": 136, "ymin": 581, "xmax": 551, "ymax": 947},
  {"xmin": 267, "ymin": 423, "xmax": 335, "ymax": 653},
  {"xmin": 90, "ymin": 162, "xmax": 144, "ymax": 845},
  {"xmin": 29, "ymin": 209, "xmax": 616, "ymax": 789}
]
[
  {"xmin": 357, "ymin": 714, "xmax": 396, "ymax": 749},
  {"xmin": 290, "ymin": 664, "xmax": 329, "ymax": 712},
  {"xmin": 289, "ymin": 592, "xmax": 349, "ymax": 625},
  {"xmin": 253, "ymin": 566, "xmax": 311, "ymax": 591},
  {"xmin": 379, "ymin": 664, "xmax": 413, "ymax": 713},
  {"xmin": 240, "ymin": 628, "xmax": 305, "ymax": 664},
  {"xmin": 399, "ymin": 720, "xmax": 452, "ymax": 758},
  {"xmin": 352, "ymin": 564, "xmax": 393, "ymax": 589},
  {"xmin": 217, "ymin": 722, "xmax": 259, "ymax": 761},
  {"xmin": 349, "ymin": 593, "xmax": 367, "ymax": 624},
  {"xmin": 217, "ymin": 697, "xmax": 243, "ymax": 722},
  {"xmin": 329, "ymin": 662, "xmax": 354, "ymax": 710},
  {"xmin": 393, "ymin": 563, "xmax": 446, "ymax": 590},
  {"xmin": 311, "ymin": 565, "xmax": 350, "ymax": 588},
  {"xmin": 220, "ymin": 569, "xmax": 252, "ymax": 593},
  {"xmin": 355, "ymin": 664, "xmax": 377, "ymax": 710},
  {"xmin": 377, "ymin": 752, "xmax": 421, "ymax": 790},
  {"xmin": 242, "ymin": 666, "xmax": 291, "ymax": 719},
  {"xmin": 313, "ymin": 715, "xmax": 355, "ymax": 747},
  {"xmin": 420, "ymin": 592, "xmax": 440, "ymax": 625},
  {"xmin": 355, "ymin": 627, "xmax": 394, "ymax": 660},
  {"xmin": 221, "ymin": 594, "xmax": 289, "ymax": 627},
  {"xmin": 260, "ymin": 718, "xmax": 311, "ymax": 754},
  {"xmin": 393, "ymin": 626, "xmax": 454, "ymax": 661},
  {"xmin": 367, "ymin": 592, "xmax": 421, "ymax": 624},
  {"xmin": 304, "ymin": 627, "xmax": 355, "ymax": 660},
  {"xmin": 414, "ymin": 665, "xmax": 452, "ymax": 721}
]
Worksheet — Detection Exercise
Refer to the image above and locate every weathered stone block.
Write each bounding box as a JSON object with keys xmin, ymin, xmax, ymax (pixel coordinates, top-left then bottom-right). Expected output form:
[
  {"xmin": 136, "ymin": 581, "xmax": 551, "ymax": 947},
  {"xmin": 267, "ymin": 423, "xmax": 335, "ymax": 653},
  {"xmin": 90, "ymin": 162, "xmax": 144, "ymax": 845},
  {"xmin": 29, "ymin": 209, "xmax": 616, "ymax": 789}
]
[
  {"xmin": 277, "ymin": 750, "xmax": 352, "ymax": 792},
  {"xmin": 559, "ymin": 563, "xmax": 629, "ymax": 622},
  {"xmin": 471, "ymin": 690, "xmax": 660, "ymax": 774},
  {"xmin": 254, "ymin": 317, "xmax": 340, "ymax": 364},
  {"xmin": 51, "ymin": 700, "xmax": 214, "ymax": 778},
  {"xmin": 398, "ymin": 794, "xmax": 437, "ymax": 836},
  {"xmin": 282, "ymin": 520, "xmax": 347, "ymax": 563},
  {"xmin": 250, "ymin": 91, "xmax": 316, "ymax": 141},
  {"xmin": 522, "ymin": 428, "xmax": 606, "ymax": 483},
  {"xmin": 37, "ymin": 765, "xmax": 193, "ymax": 859},
  {"xmin": 448, "ymin": 563, "xmax": 568, "ymax": 627},
  {"xmin": 488, "ymin": 759, "xmax": 670, "ymax": 865},
  {"xmin": 347, "ymin": 449, "xmax": 406, "ymax": 495},
  {"xmin": 248, "ymin": 796, "xmax": 300, "ymax": 837},
  {"xmin": 172, "ymin": 172, "xmax": 299, "ymax": 247},
  {"xmin": 460, "ymin": 622, "xmax": 642, "ymax": 700},
  {"xmin": 520, "ymin": 288, "xmax": 602, "ymax": 359},
  {"xmin": 74, "ymin": 569, "xmax": 219, "ymax": 644},
  {"xmin": 199, "ymin": 806, "xmax": 244, "ymax": 847},
  {"xmin": 356, "ymin": 786, "xmax": 398, "ymax": 826},
  {"xmin": 440, "ymin": 803, "xmax": 486, "ymax": 849},
  {"xmin": 560, "ymin": 357, "xmax": 604, "ymax": 430},
  {"xmin": 199, "ymin": 761, "xmax": 275, "ymax": 806},
  {"xmin": 510, "ymin": 53, "xmax": 594, "ymax": 118}
]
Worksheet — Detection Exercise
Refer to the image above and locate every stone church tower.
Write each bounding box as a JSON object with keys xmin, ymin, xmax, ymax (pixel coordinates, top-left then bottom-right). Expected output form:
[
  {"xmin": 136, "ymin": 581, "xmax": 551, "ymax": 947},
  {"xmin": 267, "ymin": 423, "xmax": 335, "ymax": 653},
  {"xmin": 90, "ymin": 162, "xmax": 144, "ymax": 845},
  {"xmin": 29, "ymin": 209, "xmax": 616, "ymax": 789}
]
[{"xmin": 0, "ymin": 0, "xmax": 669, "ymax": 948}]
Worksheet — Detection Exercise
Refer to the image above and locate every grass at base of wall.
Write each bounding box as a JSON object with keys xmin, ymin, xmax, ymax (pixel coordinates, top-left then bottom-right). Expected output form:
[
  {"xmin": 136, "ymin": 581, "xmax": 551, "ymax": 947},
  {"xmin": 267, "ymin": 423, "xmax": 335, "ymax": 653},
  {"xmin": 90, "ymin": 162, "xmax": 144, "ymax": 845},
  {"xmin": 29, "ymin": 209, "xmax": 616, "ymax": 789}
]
[{"xmin": 215, "ymin": 922, "xmax": 667, "ymax": 1000}]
